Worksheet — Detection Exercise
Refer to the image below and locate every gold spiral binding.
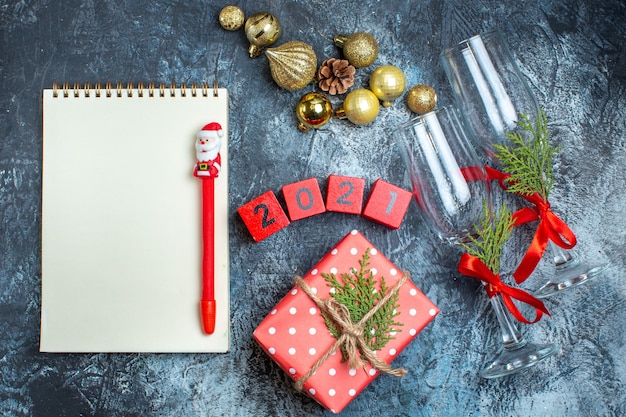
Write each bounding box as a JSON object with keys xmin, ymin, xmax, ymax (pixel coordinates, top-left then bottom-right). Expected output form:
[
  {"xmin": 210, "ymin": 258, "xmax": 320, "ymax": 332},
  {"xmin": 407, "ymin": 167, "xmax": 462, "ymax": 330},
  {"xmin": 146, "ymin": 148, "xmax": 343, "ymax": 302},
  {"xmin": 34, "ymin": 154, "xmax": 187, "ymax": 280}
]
[
  {"xmin": 115, "ymin": 82, "xmax": 122, "ymax": 98},
  {"xmin": 50, "ymin": 81, "xmax": 220, "ymax": 98}
]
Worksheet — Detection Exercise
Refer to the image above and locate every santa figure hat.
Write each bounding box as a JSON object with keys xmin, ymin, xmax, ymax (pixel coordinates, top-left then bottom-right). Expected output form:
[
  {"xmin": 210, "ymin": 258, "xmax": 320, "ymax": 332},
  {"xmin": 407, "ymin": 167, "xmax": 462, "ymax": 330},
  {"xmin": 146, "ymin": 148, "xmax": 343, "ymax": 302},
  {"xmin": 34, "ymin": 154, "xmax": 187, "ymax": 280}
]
[{"xmin": 197, "ymin": 122, "xmax": 224, "ymax": 139}]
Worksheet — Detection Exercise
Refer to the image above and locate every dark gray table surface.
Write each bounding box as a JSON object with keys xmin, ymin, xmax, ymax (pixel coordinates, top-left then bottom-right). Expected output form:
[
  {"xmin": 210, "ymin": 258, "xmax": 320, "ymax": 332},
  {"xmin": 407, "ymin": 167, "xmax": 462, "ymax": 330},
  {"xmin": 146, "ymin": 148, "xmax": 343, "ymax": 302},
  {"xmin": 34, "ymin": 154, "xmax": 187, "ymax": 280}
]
[{"xmin": 2, "ymin": 1, "xmax": 625, "ymax": 416}]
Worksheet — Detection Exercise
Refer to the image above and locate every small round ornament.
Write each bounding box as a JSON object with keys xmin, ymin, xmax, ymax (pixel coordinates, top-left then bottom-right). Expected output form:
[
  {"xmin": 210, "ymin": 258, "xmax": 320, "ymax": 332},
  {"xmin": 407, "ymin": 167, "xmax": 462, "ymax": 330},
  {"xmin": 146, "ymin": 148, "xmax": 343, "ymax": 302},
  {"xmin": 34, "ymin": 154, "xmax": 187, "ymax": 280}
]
[
  {"xmin": 406, "ymin": 84, "xmax": 437, "ymax": 114},
  {"xmin": 244, "ymin": 12, "xmax": 282, "ymax": 58},
  {"xmin": 265, "ymin": 41, "xmax": 317, "ymax": 91},
  {"xmin": 333, "ymin": 32, "xmax": 378, "ymax": 68},
  {"xmin": 336, "ymin": 88, "xmax": 380, "ymax": 125},
  {"xmin": 218, "ymin": 6, "xmax": 245, "ymax": 31},
  {"xmin": 295, "ymin": 92, "xmax": 333, "ymax": 132},
  {"xmin": 369, "ymin": 65, "xmax": 406, "ymax": 107}
]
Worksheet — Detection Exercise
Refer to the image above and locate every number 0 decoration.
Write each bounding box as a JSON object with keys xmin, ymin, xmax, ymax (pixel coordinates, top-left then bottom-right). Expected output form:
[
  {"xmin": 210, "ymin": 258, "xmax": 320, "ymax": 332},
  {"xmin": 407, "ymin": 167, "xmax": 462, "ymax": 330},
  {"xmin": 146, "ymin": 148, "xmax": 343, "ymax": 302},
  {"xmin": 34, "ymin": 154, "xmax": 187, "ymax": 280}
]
[{"xmin": 237, "ymin": 175, "xmax": 412, "ymax": 242}]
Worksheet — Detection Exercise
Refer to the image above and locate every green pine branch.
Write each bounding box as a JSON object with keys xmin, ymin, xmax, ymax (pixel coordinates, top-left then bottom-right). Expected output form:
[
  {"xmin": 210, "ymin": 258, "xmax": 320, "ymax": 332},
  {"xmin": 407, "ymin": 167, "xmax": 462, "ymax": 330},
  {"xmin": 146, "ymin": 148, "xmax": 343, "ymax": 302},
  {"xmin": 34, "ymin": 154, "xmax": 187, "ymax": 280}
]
[
  {"xmin": 493, "ymin": 109, "xmax": 561, "ymax": 201},
  {"xmin": 322, "ymin": 249, "xmax": 403, "ymax": 361},
  {"xmin": 460, "ymin": 202, "xmax": 515, "ymax": 275}
]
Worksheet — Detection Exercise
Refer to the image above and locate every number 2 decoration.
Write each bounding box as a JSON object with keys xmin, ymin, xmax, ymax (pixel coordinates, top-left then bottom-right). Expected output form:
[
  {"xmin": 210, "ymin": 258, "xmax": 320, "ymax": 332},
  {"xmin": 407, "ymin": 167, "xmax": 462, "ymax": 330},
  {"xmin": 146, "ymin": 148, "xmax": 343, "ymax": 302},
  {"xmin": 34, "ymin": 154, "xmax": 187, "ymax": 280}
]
[
  {"xmin": 237, "ymin": 175, "xmax": 413, "ymax": 242},
  {"xmin": 254, "ymin": 203, "xmax": 276, "ymax": 228},
  {"xmin": 238, "ymin": 191, "xmax": 291, "ymax": 242}
]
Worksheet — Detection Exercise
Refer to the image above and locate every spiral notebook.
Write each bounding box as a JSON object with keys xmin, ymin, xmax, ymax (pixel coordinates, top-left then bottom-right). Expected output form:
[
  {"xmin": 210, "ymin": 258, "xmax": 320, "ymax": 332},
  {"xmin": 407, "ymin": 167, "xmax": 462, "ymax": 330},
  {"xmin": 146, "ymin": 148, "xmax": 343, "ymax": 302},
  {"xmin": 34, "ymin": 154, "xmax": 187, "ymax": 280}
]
[{"xmin": 41, "ymin": 82, "xmax": 230, "ymax": 353}]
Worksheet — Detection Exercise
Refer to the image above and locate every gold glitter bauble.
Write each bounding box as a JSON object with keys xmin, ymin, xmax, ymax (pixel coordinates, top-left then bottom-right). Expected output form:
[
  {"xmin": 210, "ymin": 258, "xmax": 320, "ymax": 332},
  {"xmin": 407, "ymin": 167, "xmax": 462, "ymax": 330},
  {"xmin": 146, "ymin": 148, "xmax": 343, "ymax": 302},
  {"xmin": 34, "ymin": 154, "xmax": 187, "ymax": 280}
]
[
  {"xmin": 265, "ymin": 41, "xmax": 317, "ymax": 91},
  {"xmin": 244, "ymin": 12, "xmax": 282, "ymax": 58},
  {"xmin": 336, "ymin": 88, "xmax": 380, "ymax": 125},
  {"xmin": 333, "ymin": 32, "xmax": 378, "ymax": 68},
  {"xmin": 295, "ymin": 92, "xmax": 333, "ymax": 132},
  {"xmin": 369, "ymin": 65, "xmax": 406, "ymax": 107},
  {"xmin": 218, "ymin": 6, "xmax": 244, "ymax": 31},
  {"xmin": 406, "ymin": 84, "xmax": 437, "ymax": 114}
]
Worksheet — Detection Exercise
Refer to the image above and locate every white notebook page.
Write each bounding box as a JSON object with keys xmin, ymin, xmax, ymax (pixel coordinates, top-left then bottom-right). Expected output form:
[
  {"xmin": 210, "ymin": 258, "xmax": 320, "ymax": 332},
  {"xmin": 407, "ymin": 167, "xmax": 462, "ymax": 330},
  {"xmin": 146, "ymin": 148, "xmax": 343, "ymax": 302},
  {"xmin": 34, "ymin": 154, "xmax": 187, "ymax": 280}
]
[{"xmin": 41, "ymin": 85, "xmax": 230, "ymax": 352}]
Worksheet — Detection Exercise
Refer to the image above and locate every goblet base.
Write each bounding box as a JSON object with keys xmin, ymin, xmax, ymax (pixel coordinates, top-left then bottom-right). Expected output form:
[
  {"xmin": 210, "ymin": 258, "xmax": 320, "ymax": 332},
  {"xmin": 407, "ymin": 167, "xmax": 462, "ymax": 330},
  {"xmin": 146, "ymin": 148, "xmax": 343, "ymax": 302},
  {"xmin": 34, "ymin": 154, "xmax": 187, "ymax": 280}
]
[
  {"xmin": 480, "ymin": 340, "xmax": 559, "ymax": 379},
  {"xmin": 533, "ymin": 258, "xmax": 608, "ymax": 299}
]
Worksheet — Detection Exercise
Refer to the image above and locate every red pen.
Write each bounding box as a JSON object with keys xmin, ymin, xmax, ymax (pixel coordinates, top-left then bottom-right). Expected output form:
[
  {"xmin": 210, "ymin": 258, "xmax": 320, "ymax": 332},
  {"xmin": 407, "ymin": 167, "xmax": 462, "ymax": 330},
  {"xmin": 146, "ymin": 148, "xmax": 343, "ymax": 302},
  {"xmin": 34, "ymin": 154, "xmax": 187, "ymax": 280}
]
[{"xmin": 194, "ymin": 122, "xmax": 224, "ymax": 335}]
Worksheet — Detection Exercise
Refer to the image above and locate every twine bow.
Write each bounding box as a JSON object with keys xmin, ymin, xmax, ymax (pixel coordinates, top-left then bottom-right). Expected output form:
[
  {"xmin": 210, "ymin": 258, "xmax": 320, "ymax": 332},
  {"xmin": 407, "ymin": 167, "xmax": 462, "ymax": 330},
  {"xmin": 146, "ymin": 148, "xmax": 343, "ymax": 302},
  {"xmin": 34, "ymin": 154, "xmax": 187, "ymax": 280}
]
[
  {"xmin": 485, "ymin": 166, "xmax": 577, "ymax": 283},
  {"xmin": 293, "ymin": 273, "xmax": 409, "ymax": 392},
  {"xmin": 458, "ymin": 253, "xmax": 550, "ymax": 324}
]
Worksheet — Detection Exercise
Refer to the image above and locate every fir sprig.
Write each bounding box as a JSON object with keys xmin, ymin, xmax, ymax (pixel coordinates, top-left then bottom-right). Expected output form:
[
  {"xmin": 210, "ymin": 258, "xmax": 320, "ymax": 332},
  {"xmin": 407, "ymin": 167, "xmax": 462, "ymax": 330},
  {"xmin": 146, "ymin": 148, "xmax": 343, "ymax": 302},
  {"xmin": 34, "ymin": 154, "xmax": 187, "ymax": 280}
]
[
  {"xmin": 460, "ymin": 202, "xmax": 515, "ymax": 274},
  {"xmin": 322, "ymin": 249, "xmax": 403, "ymax": 361},
  {"xmin": 493, "ymin": 109, "xmax": 561, "ymax": 201}
]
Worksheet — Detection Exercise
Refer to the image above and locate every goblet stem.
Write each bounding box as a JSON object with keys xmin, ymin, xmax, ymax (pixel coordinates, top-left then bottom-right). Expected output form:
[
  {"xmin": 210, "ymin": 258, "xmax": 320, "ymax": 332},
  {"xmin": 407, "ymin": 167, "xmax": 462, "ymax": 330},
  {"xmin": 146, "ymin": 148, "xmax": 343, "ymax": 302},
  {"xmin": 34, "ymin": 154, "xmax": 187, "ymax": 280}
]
[
  {"xmin": 480, "ymin": 293, "xmax": 559, "ymax": 379},
  {"xmin": 533, "ymin": 242, "xmax": 608, "ymax": 299},
  {"xmin": 551, "ymin": 242, "xmax": 573, "ymax": 265},
  {"xmin": 490, "ymin": 294, "xmax": 523, "ymax": 347}
]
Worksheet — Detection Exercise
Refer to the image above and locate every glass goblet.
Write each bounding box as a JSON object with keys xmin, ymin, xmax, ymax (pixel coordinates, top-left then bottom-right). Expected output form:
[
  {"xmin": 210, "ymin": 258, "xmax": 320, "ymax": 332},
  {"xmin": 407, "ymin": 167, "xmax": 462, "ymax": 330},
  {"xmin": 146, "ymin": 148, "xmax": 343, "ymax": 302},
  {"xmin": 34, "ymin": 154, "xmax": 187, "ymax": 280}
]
[
  {"xmin": 440, "ymin": 29, "xmax": 607, "ymax": 298},
  {"xmin": 394, "ymin": 106, "xmax": 558, "ymax": 378}
]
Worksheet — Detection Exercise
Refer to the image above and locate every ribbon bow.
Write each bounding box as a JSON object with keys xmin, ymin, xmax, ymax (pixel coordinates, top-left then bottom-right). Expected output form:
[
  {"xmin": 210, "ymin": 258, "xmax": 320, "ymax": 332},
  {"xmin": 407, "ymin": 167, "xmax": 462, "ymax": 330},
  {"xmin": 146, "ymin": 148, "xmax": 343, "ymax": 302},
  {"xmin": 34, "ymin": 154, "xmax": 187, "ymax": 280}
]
[
  {"xmin": 511, "ymin": 193, "xmax": 576, "ymax": 283},
  {"xmin": 485, "ymin": 166, "xmax": 577, "ymax": 283},
  {"xmin": 458, "ymin": 253, "xmax": 550, "ymax": 324}
]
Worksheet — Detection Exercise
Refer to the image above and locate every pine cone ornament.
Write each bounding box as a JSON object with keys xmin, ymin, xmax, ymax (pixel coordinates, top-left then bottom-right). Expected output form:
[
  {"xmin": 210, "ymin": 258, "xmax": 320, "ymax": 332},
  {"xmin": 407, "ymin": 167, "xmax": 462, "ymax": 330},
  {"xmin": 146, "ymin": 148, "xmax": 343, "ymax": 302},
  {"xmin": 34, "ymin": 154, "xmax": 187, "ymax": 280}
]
[{"xmin": 317, "ymin": 58, "xmax": 356, "ymax": 95}]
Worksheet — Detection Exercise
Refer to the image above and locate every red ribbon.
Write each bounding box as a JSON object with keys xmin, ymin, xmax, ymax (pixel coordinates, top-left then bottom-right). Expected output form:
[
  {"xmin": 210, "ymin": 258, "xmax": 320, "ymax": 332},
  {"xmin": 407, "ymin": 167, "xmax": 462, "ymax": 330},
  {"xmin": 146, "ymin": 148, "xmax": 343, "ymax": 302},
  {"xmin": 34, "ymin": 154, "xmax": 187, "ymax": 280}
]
[
  {"xmin": 461, "ymin": 165, "xmax": 488, "ymax": 182},
  {"xmin": 485, "ymin": 167, "xmax": 577, "ymax": 283},
  {"xmin": 484, "ymin": 166, "xmax": 510, "ymax": 191},
  {"xmin": 458, "ymin": 253, "xmax": 550, "ymax": 324},
  {"xmin": 510, "ymin": 193, "xmax": 576, "ymax": 283}
]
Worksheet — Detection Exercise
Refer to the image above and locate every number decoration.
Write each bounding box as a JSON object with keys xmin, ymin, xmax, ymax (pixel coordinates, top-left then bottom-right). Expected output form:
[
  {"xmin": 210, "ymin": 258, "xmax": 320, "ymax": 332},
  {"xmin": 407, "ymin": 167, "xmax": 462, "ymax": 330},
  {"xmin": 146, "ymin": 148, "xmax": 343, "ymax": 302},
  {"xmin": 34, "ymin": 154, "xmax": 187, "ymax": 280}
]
[
  {"xmin": 237, "ymin": 190, "xmax": 291, "ymax": 242},
  {"xmin": 362, "ymin": 179, "xmax": 413, "ymax": 229},
  {"xmin": 237, "ymin": 175, "xmax": 412, "ymax": 242},
  {"xmin": 254, "ymin": 203, "xmax": 276, "ymax": 229},
  {"xmin": 325, "ymin": 175, "xmax": 365, "ymax": 214},
  {"xmin": 282, "ymin": 178, "xmax": 327, "ymax": 221}
]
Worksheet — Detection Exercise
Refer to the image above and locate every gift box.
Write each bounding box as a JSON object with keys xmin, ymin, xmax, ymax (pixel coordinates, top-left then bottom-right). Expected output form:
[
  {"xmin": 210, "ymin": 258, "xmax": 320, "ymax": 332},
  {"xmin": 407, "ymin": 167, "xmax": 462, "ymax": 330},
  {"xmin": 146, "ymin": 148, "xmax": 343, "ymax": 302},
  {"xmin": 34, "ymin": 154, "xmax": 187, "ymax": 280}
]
[{"xmin": 253, "ymin": 230, "xmax": 439, "ymax": 413}]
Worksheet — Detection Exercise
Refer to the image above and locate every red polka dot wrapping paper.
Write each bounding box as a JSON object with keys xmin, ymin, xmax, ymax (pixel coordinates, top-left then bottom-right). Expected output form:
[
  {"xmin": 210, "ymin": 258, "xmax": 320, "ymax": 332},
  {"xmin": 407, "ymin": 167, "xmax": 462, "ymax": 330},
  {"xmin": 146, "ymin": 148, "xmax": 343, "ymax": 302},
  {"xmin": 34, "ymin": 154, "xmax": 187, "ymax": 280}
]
[{"xmin": 253, "ymin": 230, "xmax": 439, "ymax": 414}]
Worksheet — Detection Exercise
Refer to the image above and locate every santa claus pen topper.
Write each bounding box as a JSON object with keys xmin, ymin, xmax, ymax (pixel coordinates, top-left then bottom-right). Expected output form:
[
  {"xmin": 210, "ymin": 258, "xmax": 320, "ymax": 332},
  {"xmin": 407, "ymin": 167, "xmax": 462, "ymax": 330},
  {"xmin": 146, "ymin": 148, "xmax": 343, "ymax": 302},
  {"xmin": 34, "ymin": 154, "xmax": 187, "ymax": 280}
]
[{"xmin": 194, "ymin": 122, "xmax": 223, "ymax": 335}]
